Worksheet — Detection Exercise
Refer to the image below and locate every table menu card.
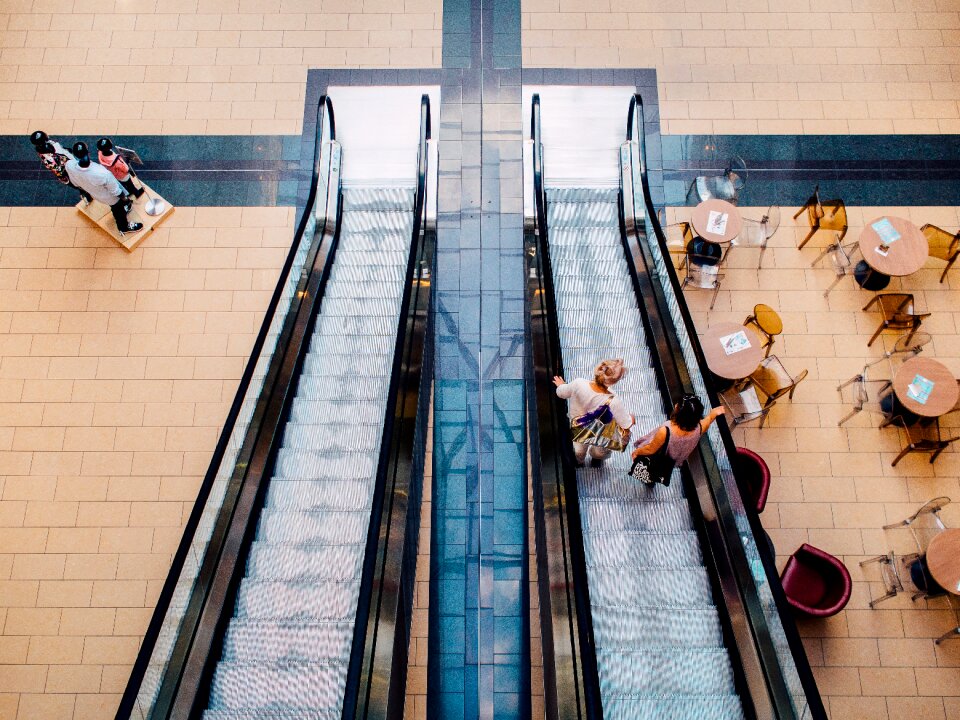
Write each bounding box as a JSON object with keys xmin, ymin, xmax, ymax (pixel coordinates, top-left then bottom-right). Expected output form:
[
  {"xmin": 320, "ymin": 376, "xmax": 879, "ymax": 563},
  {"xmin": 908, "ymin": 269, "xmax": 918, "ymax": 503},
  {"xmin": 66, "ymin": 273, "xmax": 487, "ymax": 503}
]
[
  {"xmin": 720, "ymin": 330, "xmax": 750, "ymax": 355},
  {"xmin": 906, "ymin": 374, "xmax": 934, "ymax": 404},
  {"xmin": 706, "ymin": 210, "xmax": 728, "ymax": 236},
  {"xmin": 872, "ymin": 217, "xmax": 901, "ymax": 245}
]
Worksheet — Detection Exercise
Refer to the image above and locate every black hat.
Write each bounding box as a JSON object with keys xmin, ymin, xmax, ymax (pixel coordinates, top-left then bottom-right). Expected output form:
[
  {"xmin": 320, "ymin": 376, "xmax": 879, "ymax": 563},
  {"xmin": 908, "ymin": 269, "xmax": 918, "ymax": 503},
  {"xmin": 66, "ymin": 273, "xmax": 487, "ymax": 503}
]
[
  {"xmin": 96, "ymin": 137, "xmax": 113, "ymax": 152},
  {"xmin": 72, "ymin": 141, "xmax": 89, "ymax": 160},
  {"xmin": 29, "ymin": 130, "xmax": 48, "ymax": 148}
]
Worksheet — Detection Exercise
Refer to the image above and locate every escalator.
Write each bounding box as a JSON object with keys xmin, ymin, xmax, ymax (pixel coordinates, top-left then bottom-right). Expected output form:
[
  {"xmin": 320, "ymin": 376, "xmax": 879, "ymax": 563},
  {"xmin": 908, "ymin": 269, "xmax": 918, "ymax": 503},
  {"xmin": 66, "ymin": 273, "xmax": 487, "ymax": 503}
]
[
  {"xmin": 526, "ymin": 92, "xmax": 827, "ymax": 720},
  {"xmin": 118, "ymin": 94, "xmax": 435, "ymax": 720}
]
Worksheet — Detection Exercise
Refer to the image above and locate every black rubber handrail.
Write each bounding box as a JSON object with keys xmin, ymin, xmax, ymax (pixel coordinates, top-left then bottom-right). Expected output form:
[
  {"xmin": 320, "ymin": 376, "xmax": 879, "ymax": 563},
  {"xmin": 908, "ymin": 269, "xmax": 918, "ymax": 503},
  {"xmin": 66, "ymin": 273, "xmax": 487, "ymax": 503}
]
[
  {"xmin": 115, "ymin": 95, "xmax": 337, "ymax": 720},
  {"xmin": 342, "ymin": 93, "xmax": 434, "ymax": 719},
  {"xmin": 528, "ymin": 93, "xmax": 603, "ymax": 720},
  {"xmin": 624, "ymin": 92, "xmax": 827, "ymax": 720}
]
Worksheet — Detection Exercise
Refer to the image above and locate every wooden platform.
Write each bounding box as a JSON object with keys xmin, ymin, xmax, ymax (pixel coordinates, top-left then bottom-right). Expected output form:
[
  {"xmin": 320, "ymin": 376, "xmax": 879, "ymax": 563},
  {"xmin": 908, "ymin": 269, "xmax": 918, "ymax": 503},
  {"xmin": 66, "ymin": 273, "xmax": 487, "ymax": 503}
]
[{"xmin": 75, "ymin": 181, "xmax": 174, "ymax": 252}]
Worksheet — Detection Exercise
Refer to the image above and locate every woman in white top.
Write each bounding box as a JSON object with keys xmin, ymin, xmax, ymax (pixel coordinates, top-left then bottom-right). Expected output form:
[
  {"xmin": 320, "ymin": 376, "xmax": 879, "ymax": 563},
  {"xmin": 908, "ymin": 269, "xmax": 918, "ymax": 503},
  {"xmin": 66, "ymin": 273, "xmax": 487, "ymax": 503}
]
[{"xmin": 553, "ymin": 358, "xmax": 634, "ymax": 467}]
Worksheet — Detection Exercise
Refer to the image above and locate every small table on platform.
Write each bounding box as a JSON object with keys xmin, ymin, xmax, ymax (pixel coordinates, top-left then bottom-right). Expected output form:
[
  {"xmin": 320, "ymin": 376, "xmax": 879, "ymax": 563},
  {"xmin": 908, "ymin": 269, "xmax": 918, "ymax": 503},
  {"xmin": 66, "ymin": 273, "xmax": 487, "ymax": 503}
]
[
  {"xmin": 701, "ymin": 322, "xmax": 764, "ymax": 381},
  {"xmin": 926, "ymin": 528, "xmax": 960, "ymax": 595},
  {"xmin": 892, "ymin": 357, "xmax": 959, "ymax": 418},
  {"xmin": 856, "ymin": 216, "xmax": 928, "ymax": 291}
]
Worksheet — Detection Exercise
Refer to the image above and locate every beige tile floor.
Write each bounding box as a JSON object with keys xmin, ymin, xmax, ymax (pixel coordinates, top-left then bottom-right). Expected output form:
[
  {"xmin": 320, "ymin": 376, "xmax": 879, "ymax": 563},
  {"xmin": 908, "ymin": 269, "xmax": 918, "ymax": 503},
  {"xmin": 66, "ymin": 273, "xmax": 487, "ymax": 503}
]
[
  {"xmin": 669, "ymin": 202, "xmax": 960, "ymax": 719},
  {"xmin": 523, "ymin": 0, "xmax": 960, "ymax": 135},
  {"xmin": 0, "ymin": 204, "xmax": 292, "ymax": 719},
  {"xmin": 0, "ymin": 1, "xmax": 443, "ymax": 136}
]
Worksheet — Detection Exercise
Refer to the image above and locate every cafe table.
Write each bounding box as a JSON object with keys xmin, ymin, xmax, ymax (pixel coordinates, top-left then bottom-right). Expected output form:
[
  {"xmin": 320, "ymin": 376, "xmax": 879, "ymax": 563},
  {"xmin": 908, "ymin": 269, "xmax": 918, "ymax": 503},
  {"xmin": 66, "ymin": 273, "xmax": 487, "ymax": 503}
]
[
  {"xmin": 892, "ymin": 356, "xmax": 959, "ymax": 418},
  {"xmin": 689, "ymin": 199, "xmax": 743, "ymax": 266},
  {"xmin": 701, "ymin": 321, "xmax": 764, "ymax": 381},
  {"xmin": 856, "ymin": 216, "xmax": 928, "ymax": 291},
  {"xmin": 926, "ymin": 528, "xmax": 960, "ymax": 595}
]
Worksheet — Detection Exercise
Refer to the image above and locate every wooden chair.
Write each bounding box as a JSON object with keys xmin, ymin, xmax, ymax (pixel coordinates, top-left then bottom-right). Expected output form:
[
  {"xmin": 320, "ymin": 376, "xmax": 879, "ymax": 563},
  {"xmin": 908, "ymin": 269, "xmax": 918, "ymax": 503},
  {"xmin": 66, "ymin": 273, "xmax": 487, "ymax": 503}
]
[
  {"xmin": 890, "ymin": 418, "xmax": 960, "ymax": 467},
  {"xmin": 862, "ymin": 293, "xmax": 930, "ymax": 347},
  {"xmin": 920, "ymin": 223, "xmax": 960, "ymax": 284},
  {"xmin": 743, "ymin": 304, "xmax": 782, "ymax": 358},
  {"xmin": 793, "ymin": 185, "xmax": 848, "ymax": 250},
  {"xmin": 750, "ymin": 355, "xmax": 808, "ymax": 404}
]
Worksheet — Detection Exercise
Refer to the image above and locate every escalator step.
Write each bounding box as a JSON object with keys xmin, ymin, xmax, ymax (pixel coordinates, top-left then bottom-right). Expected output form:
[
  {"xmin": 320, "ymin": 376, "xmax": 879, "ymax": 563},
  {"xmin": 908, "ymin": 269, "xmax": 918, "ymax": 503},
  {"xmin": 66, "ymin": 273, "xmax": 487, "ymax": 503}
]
[
  {"xmin": 597, "ymin": 648, "xmax": 737, "ymax": 697},
  {"xmin": 316, "ymin": 298, "xmax": 401, "ymax": 318},
  {"xmin": 331, "ymin": 249, "xmax": 407, "ymax": 268},
  {"xmin": 265, "ymin": 479, "xmax": 373, "ymax": 512},
  {"xmin": 312, "ymin": 313, "xmax": 399, "ymax": 338},
  {"xmin": 336, "ymin": 232, "xmax": 408, "ymax": 253},
  {"xmin": 328, "ymin": 263, "xmax": 406, "ymax": 287},
  {"xmin": 272, "ymin": 449, "xmax": 378, "ymax": 480},
  {"xmin": 235, "ymin": 581, "xmax": 359, "ymax": 622},
  {"xmin": 256, "ymin": 509, "xmax": 369, "ymax": 546},
  {"xmin": 245, "ymin": 544, "xmax": 364, "ymax": 582},
  {"xmin": 208, "ymin": 662, "xmax": 345, "ymax": 713},
  {"xmin": 547, "ymin": 187, "xmax": 618, "ymax": 204},
  {"xmin": 300, "ymin": 351, "xmax": 393, "ymax": 378},
  {"xmin": 289, "ymin": 399, "xmax": 385, "ymax": 426},
  {"xmin": 583, "ymin": 531, "xmax": 703, "ymax": 568},
  {"xmin": 291, "ymin": 376, "xmax": 389, "ymax": 402},
  {"xmin": 602, "ymin": 694, "xmax": 745, "ymax": 720},
  {"xmin": 220, "ymin": 620, "xmax": 353, "ymax": 664},
  {"xmin": 281, "ymin": 423, "xmax": 381, "ymax": 452},
  {"xmin": 588, "ymin": 567, "xmax": 714, "ymax": 609},
  {"xmin": 339, "ymin": 209, "xmax": 413, "ymax": 234},
  {"xmin": 206, "ymin": 710, "xmax": 341, "ymax": 720},
  {"xmin": 576, "ymin": 469, "xmax": 685, "ymax": 501},
  {"xmin": 579, "ymin": 498, "xmax": 694, "ymax": 533},
  {"xmin": 341, "ymin": 186, "xmax": 413, "ymax": 211},
  {"xmin": 592, "ymin": 607, "xmax": 725, "ymax": 650}
]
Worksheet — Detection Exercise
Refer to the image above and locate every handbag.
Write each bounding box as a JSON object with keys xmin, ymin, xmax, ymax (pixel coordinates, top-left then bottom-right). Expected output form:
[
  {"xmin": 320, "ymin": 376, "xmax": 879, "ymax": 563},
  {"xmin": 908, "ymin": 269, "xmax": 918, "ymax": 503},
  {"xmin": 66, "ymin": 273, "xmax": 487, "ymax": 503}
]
[
  {"xmin": 569, "ymin": 398, "xmax": 627, "ymax": 453},
  {"xmin": 628, "ymin": 425, "xmax": 674, "ymax": 486}
]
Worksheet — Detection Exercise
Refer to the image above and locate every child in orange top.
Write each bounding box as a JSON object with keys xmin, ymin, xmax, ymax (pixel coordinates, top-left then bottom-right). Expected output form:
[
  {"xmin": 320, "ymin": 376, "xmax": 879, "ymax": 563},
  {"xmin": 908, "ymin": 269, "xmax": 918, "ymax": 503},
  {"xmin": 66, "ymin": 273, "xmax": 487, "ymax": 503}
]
[{"xmin": 96, "ymin": 138, "xmax": 144, "ymax": 198}]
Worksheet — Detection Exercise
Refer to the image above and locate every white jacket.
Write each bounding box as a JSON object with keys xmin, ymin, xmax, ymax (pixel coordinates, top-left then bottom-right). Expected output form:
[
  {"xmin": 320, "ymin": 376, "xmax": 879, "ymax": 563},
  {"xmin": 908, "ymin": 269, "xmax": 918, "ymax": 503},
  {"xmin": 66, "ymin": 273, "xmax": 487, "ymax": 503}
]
[{"xmin": 64, "ymin": 159, "xmax": 125, "ymax": 205}]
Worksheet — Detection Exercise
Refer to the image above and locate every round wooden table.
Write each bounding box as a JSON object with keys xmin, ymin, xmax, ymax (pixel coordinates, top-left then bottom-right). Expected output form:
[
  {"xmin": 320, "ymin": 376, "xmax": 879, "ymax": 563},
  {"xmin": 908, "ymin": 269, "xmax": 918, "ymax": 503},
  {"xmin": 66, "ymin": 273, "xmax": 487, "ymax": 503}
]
[
  {"xmin": 701, "ymin": 322, "xmax": 764, "ymax": 380},
  {"xmin": 926, "ymin": 528, "xmax": 960, "ymax": 595},
  {"xmin": 856, "ymin": 216, "xmax": 928, "ymax": 291},
  {"xmin": 892, "ymin": 357, "xmax": 959, "ymax": 418},
  {"xmin": 691, "ymin": 199, "xmax": 742, "ymax": 245}
]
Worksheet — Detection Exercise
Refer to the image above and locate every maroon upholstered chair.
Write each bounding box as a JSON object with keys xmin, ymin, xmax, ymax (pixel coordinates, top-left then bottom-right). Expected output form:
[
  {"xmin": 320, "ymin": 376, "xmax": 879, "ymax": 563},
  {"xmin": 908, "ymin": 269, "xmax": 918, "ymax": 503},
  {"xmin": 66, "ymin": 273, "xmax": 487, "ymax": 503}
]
[
  {"xmin": 780, "ymin": 544, "xmax": 852, "ymax": 618},
  {"xmin": 733, "ymin": 447, "xmax": 770, "ymax": 514}
]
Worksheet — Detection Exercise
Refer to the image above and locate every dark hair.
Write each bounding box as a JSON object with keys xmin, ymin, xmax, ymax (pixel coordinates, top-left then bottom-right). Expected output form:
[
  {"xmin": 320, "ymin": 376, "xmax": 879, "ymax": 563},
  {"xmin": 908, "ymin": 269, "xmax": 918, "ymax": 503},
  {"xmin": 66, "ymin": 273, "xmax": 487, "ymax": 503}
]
[{"xmin": 670, "ymin": 393, "xmax": 704, "ymax": 431}]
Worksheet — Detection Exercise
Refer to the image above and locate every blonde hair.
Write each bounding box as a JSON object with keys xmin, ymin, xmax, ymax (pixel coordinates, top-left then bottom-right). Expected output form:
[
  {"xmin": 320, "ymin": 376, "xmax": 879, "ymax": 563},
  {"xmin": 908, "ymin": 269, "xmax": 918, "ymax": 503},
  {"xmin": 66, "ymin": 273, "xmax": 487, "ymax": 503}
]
[{"xmin": 594, "ymin": 359, "xmax": 626, "ymax": 388}]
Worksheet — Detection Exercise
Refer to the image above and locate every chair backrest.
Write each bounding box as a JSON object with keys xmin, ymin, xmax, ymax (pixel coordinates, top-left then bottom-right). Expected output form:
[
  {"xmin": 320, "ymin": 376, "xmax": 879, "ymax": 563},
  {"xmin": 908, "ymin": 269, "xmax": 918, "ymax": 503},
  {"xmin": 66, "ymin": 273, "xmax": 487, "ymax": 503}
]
[
  {"xmin": 851, "ymin": 378, "xmax": 893, "ymax": 411},
  {"xmin": 725, "ymin": 155, "xmax": 747, "ymax": 190},
  {"xmin": 811, "ymin": 185, "xmax": 824, "ymax": 218},
  {"xmin": 829, "ymin": 237, "xmax": 853, "ymax": 275},
  {"xmin": 752, "ymin": 355, "xmax": 803, "ymax": 400},
  {"xmin": 889, "ymin": 331, "xmax": 931, "ymax": 357},
  {"xmin": 737, "ymin": 217, "xmax": 766, "ymax": 247},
  {"xmin": 686, "ymin": 256, "xmax": 721, "ymax": 289},
  {"xmin": 761, "ymin": 205, "xmax": 781, "ymax": 238}
]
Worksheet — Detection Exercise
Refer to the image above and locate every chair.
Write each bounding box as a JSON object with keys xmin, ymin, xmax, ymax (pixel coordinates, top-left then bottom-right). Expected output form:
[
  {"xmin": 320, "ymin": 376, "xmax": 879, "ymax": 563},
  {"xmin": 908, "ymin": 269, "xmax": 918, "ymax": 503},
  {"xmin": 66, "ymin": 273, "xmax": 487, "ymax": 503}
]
[
  {"xmin": 719, "ymin": 384, "xmax": 768, "ymax": 427},
  {"xmin": 780, "ymin": 543, "xmax": 852, "ymax": 617},
  {"xmin": 836, "ymin": 377, "xmax": 900, "ymax": 427},
  {"xmin": 862, "ymin": 293, "xmax": 931, "ymax": 348},
  {"xmin": 839, "ymin": 332, "xmax": 933, "ymax": 391},
  {"xmin": 688, "ymin": 155, "xmax": 746, "ymax": 205},
  {"xmin": 812, "ymin": 233, "xmax": 860, "ymax": 298},
  {"xmin": 890, "ymin": 419, "xmax": 960, "ymax": 467},
  {"xmin": 680, "ymin": 248, "xmax": 723, "ymax": 309},
  {"xmin": 743, "ymin": 304, "xmax": 782, "ymax": 358},
  {"xmin": 658, "ymin": 207, "xmax": 694, "ymax": 267},
  {"xmin": 883, "ymin": 496, "xmax": 950, "ymax": 553},
  {"xmin": 750, "ymin": 355, "xmax": 809, "ymax": 422},
  {"xmin": 793, "ymin": 185, "xmax": 848, "ymax": 250},
  {"xmin": 920, "ymin": 223, "xmax": 960, "ymax": 283},
  {"xmin": 726, "ymin": 205, "xmax": 780, "ymax": 268},
  {"xmin": 733, "ymin": 447, "xmax": 770, "ymax": 514}
]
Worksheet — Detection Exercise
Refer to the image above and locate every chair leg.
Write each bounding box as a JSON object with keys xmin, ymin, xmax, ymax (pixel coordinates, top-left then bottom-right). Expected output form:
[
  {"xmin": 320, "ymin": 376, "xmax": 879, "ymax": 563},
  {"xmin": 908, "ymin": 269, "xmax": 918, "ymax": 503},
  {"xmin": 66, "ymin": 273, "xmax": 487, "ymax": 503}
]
[
  {"xmin": 940, "ymin": 255, "xmax": 956, "ymax": 284},
  {"xmin": 859, "ymin": 555, "xmax": 887, "ymax": 567},
  {"xmin": 891, "ymin": 445, "xmax": 913, "ymax": 467},
  {"xmin": 930, "ymin": 445, "xmax": 946, "ymax": 464},
  {"xmin": 862, "ymin": 295, "xmax": 880, "ymax": 312},
  {"xmin": 837, "ymin": 374, "xmax": 861, "ymax": 392},
  {"xmin": 798, "ymin": 225, "xmax": 817, "ymax": 250},
  {"xmin": 709, "ymin": 283, "xmax": 720, "ymax": 310},
  {"xmin": 823, "ymin": 273, "xmax": 843, "ymax": 298},
  {"xmin": 882, "ymin": 519, "xmax": 909, "ymax": 530},
  {"xmin": 869, "ymin": 589, "xmax": 898, "ymax": 609},
  {"xmin": 812, "ymin": 243, "xmax": 834, "ymax": 267},
  {"xmin": 757, "ymin": 241, "xmax": 767, "ymax": 270},
  {"xmin": 837, "ymin": 225, "xmax": 848, "ymax": 243},
  {"xmin": 935, "ymin": 626, "xmax": 960, "ymax": 645},
  {"xmin": 837, "ymin": 406, "xmax": 860, "ymax": 426},
  {"xmin": 867, "ymin": 321, "xmax": 886, "ymax": 347},
  {"xmin": 792, "ymin": 204, "xmax": 806, "ymax": 220}
]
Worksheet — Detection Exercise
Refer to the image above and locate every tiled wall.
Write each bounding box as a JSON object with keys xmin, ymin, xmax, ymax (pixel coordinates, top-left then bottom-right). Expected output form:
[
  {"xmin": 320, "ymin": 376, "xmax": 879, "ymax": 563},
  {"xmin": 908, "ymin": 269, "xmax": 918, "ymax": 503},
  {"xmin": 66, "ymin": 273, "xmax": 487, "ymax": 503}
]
[
  {"xmin": 521, "ymin": 0, "xmax": 960, "ymax": 135},
  {"xmin": 0, "ymin": 0, "xmax": 443, "ymax": 136},
  {"xmin": 0, "ymin": 205, "xmax": 292, "ymax": 719}
]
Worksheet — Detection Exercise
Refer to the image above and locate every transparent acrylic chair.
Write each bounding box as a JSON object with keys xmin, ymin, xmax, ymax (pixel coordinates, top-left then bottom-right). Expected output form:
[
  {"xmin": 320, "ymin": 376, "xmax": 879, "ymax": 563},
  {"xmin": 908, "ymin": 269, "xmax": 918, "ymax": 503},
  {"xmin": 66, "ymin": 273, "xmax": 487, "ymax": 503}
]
[
  {"xmin": 836, "ymin": 377, "xmax": 900, "ymax": 427},
  {"xmin": 688, "ymin": 155, "xmax": 747, "ymax": 205},
  {"xmin": 837, "ymin": 332, "xmax": 932, "ymax": 389},
  {"xmin": 725, "ymin": 205, "xmax": 780, "ymax": 268},
  {"xmin": 812, "ymin": 232, "xmax": 861, "ymax": 298},
  {"xmin": 719, "ymin": 383, "xmax": 768, "ymax": 427},
  {"xmin": 680, "ymin": 248, "xmax": 723, "ymax": 310}
]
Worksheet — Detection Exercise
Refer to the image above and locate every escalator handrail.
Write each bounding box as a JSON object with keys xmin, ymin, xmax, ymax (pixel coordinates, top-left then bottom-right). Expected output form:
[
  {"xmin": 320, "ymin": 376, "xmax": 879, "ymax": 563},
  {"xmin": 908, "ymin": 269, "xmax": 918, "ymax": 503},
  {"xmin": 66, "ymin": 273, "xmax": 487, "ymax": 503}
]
[
  {"xmin": 115, "ymin": 95, "xmax": 338, "ymax": 719},
  {"xmin": 624, "ymin": 92, "xmax": 827, "ymax": 720},
  {"xmin": 342, "ymin": 93, "xmax": 433, "ymax": 719},
  {"xmin": 529, "ymin": 93, "xmax": 604, "ymax": 720}
]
